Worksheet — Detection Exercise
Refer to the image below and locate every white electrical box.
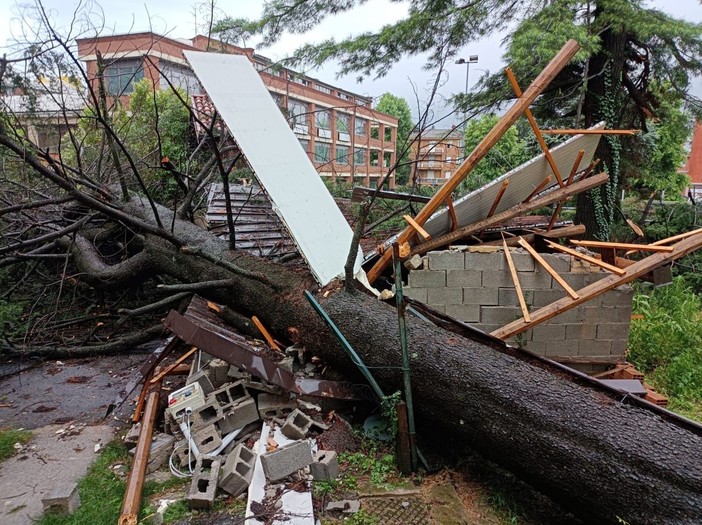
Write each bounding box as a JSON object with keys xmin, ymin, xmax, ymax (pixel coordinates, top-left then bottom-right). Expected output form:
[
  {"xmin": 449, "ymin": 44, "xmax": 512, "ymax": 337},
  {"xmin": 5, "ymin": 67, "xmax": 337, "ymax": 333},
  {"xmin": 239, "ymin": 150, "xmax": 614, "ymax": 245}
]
[{"xmin": 167, "ymin": 382, "xmax": 206, "ymax": 419}]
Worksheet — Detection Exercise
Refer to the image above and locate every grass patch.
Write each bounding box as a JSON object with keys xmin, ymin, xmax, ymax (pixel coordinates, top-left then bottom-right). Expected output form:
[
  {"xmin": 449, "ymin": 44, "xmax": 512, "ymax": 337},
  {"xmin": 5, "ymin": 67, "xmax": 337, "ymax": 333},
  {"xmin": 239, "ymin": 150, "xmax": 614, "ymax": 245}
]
[
  {"xmin": 0, "ymin": 428, "xmax": 32, "ymax": 462},
  {"xmin": 37, "ymin": 440, "xmax": 129, "ymax": 525}
]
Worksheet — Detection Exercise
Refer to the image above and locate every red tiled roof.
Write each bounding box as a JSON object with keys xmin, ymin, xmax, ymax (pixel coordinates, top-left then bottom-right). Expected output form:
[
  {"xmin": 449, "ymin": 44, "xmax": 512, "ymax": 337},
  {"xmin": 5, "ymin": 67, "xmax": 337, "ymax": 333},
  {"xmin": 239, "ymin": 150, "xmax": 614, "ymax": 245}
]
[{"xmin": 191, "ymin": 94, "xmax": 223, "ymax": 137}]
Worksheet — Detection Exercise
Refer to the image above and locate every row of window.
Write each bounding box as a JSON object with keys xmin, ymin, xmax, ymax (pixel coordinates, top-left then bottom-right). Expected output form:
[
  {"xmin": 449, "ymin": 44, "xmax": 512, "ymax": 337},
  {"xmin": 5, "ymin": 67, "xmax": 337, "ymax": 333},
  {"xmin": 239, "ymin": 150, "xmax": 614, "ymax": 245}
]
[{"xmin": 298, "ymin": 140, "xmax": 392, "ymax": 166}]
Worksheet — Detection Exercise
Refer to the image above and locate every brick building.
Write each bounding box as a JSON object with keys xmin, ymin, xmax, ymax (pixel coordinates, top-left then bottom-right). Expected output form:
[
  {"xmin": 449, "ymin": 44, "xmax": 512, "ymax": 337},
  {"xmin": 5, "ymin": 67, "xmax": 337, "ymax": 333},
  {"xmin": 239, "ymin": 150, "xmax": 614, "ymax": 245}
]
[
  {"xmin": 681, "ymin": 122, "xmax": 702, "ymax": 199},
  {"xmin": 76, "ymin": 32, "xmax": 399, "ymax": 188},
  {"xmin": 410, "ymin": 127, "xmax": 464, "ymax": 186}
]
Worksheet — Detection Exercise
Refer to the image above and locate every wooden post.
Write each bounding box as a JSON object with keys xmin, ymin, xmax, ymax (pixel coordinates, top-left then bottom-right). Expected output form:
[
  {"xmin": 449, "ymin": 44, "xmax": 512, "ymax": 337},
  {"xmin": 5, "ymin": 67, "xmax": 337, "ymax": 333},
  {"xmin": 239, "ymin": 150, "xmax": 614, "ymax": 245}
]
[
  {"xmin": 366, "ymin": 39, "xmax": 581, "ymax": 283},
  {"xmin": 566, "ymin": 149, "xmax": 585, "ymax": 185},
  {"xmin": 411, "ymin": 172, "xmax": 608, "ymax": 256},
  {"xmin": 487, "ymin": 180, "xmax": 510, "ymax": 218},
  {"xmin": 119, "ymin": 384, "xmax": 160, "ymax": 525},
  {"xmin": 505, "ymin": 67, "xmax": 564, "ymax": 186},
  {"xmin": 395, "ymin": 400, "xmax": 412, "ymax": 475}
]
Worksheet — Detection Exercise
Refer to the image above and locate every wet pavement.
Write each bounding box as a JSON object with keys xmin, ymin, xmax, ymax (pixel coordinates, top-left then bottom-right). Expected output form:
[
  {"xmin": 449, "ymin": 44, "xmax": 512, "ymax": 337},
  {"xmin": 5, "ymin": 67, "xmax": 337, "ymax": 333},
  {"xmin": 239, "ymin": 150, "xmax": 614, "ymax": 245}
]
[{"xmin": 0, "ymin": 352, "xmax": 150, "ymax": 429}]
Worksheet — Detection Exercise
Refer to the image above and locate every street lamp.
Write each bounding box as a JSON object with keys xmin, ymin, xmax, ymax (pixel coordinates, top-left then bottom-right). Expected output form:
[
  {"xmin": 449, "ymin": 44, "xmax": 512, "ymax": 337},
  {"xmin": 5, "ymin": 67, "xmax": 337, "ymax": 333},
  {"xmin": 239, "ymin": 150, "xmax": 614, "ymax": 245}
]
[{"xmin": 455, "ymin": 55, "xmax": 478, "ymax": 127}]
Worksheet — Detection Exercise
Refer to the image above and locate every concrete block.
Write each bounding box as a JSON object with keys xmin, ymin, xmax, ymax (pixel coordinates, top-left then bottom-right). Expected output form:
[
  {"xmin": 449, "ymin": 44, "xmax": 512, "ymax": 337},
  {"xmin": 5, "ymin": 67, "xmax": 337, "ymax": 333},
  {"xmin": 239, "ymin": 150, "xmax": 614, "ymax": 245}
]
[
  {"xmin": 186, "ymin": 369, "xmax": 215, "ymax": 396},
  {"xmin": 482, "ymin": 270, "xmax": 515, "ymax": 288},
  {"xmin": 498, "ymin": 288, "xmax": 533, "ymax": 308},
  {"xmin": 191, "ymin": 400, "xmax": 222, "ymax": 431},
  {"xmin": 532, "ymin": 289, "xmax": 567, "ymax": 307},
  {"xmin": 517, "ymin": 271, "xmax": 553, "ymax": 290},
  {"xmin": 462, "ymin": 287, "xmax": 499, "ymax": 306},
  {"xmin": 446, "ymin": 269, "xmax": 481, "ymax": 288},
  {"xmin": 597, "ymin": 323, "xmax": 631, "ymax": 341},
  {"xmin": 281, "ymin": 409, "xmax": 314, "ymax": 440},
  {"xmin": 599, "ymin": 288, "xmax": 633, "ymax": 307},
  {"xmin": 427, "ymin": 287, "xmax": 463, "ymax": 306},
  {"xmin": 465, "ymin": 251, "xmax": 502, "ymax": 270},
  {"xmin": 404, "ymin": 254, "xmax": 424, "ymax": 270},
  {"xmin": 597, "ymin": 305, "xmax": 632, "ymax": 323},
  {"xmin": 219, "ymin": 397, "xmax": 260, "ymax": 435},
  {"xmin": 123, "ymin": 422, "xmax": 141, "ymax": 450},
  {"xmin": 404, "ymin": 287, "xmax": 428, "ymax": 303},
  {"xmin": 531, "ymin": 324, "xmax": 566, "ymax": 341},
  {"xmin": 257, "ymin": 393, "xmax": 297, "ymax": 419},
  {"xmin": 187, "ymin": 456, "xmax": 222, "ymax": 509},
  {"xmin": 480, "ymin": 306, "xmax": 523, "ymax": 325},
  {"xmin": 408, "ymin": 269, "xmax": 446, "ymax": 288},
  {"xmin": 578, "ymin": 339, "xmax": 612, "ymax": 356},
  {"xmin": 193, "ymin": 424, "xmax": 222, "ymax": 455},
  {"xmin": 129, "ymin": 432, "xmax": 175, "ymax": 474},
  {"xmin": 218, "ymin": 443, "xmax": 255, "ymax": 496},
  {"xmin": 207, "ymin": 358, "xmax": 230, "ymax": 388},
  {"xmin": 42, "ymin": 482, "xmax": 80, "ymax": 515},
  {"xmin": 571, "ymin": 259, "xmax": 601, "ymax": 274},
  {"xmin": 209, "ymin": 381, "xmax": 249, "ymax": 408},
  {"xmin": 551, "ymin": 307, "xmax": 586, "ymax": 324},
  {"xmin": 260, "ymin": 440, "xmax": 313, "ymax": 481},
  {"xmin": 427, "ymin": 251, "xmax": 464, "ymax": 270},
  {"xmin": 310, "ymin": 450, "xmax": 339, "ymax": 481},
  {"xmin": 565, "ymin": 323, "xmax": 597, "ymax": 340},
  {"xmin": 541, "ymin": 253, "xmax": 571, "ymax": 273},
  {"xmin": 228, "ymin": 365, "xmax": 250, "ymax": 380},
  {"xmin": 445, "ymin": 304, "xmax": 481, "ymax": 323},
  {"xmin": 611, "ymin": 338, "xmax": 629, "ymax": 357},
  {"xmin": 561, "ymin": 272, "xmax": 601, "ymax": 290},
  {"xmin": 544, "ymin": 341, "xmax": 579, "ymax": 357},
  {"xmin": 499, "ymin": 251, "xmax": 535, "ymax": 272}
]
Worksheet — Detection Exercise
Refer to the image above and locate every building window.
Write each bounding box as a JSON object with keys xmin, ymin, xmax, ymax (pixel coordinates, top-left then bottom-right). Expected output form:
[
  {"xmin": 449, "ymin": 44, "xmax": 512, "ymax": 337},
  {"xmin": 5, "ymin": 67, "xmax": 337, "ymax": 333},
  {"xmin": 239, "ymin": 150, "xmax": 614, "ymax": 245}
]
[
  {"xmin": 445, "ymin": 170, "xmax": 451, "ymax": 178},
  {"xmin": 338, "ymin": 92, "xmax": 353, "ymax": 101},
  {"xmin": 298, "ymin": 139, "xmax": 310, "ymax": 154},
  {"xmin": 315, "ymin": 110, "xmax": 332, "ymax": 138},
  {"xmin": 354, "ymin": 147, "xmax": 366, "ymax": 165},
  {"xmin": 355, "ymin": 118, "xmax": 367, "ymax": 136},
  {"xmin": 370, "ymin": 150, "xmax": 379, "ymax": 166},
  {"xmin": 370, "ymin": 126, "xmax": 379, "ymax": 140},
  {"xmin": 316, "ymin": 84, "xmax": 333, "ymax": 95},
  {"xmin": 383, "ymin": 151, "xmax": 392, "ymax": 168},
  {"xmin": 384, "ymin": 126, "xmax": 392, "ymax": 142},
  {"xmin": 314, "ymin": 142, "xmax": 331, "ymax": 162},
  {"xmin": 288, "ymin": 98, "xmax": 308, "ymax": 134},
  {"xmin": 335, "ymin": 145, "xmax": 350, "ymax": 165},
  {"xmin": 105, "ymin": 60, "xmax": 144, "ymax": 95},
  {"xmin": 337, "ymin": 113, "xmax": 351, "ymax": 142}
]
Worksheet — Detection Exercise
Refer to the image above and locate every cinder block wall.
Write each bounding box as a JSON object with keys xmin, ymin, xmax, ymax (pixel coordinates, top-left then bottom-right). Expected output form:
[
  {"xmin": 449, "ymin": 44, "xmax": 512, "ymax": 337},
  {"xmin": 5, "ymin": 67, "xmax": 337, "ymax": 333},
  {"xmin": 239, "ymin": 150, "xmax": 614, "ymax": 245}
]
[{"xmin": 405, "ymin": 247, "xmax": 632, "ymax": 367}]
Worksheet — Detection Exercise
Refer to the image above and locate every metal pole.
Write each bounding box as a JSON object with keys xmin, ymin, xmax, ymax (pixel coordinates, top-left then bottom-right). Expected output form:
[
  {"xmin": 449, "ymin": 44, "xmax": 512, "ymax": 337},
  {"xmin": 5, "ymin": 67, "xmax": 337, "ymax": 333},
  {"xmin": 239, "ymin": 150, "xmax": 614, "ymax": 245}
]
[{"xmin": 392, "ymin": 243, "xmax": 418, "ymax": 471}]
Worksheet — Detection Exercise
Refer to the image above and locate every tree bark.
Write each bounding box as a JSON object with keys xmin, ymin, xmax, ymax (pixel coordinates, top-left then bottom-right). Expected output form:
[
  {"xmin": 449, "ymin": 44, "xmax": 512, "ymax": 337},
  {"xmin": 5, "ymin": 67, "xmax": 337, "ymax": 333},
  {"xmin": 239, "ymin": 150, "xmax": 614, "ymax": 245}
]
[{"xmin": 106, "ymin": 197, "xmax": 702, "ymax": 525}]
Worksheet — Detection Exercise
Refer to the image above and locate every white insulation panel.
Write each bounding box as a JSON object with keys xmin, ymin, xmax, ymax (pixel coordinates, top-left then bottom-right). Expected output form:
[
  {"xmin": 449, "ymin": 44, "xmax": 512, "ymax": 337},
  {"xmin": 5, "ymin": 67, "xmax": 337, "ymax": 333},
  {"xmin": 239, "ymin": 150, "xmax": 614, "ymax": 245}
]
[
  {"xmin": 185, "ymin": 51, "xmax": 362, "ymax": 285},
  {"xmin": 422, "ymin": 122, "xmax": 605, "ymax": 237}
]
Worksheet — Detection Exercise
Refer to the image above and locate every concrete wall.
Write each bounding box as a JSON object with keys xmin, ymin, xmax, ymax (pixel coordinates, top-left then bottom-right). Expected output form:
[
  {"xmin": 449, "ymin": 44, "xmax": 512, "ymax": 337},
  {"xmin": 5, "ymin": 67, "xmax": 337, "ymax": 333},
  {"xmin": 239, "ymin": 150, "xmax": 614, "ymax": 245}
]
[{"xmin": 405, "ymin": 247, "xmax": 632, "ymax": 370}]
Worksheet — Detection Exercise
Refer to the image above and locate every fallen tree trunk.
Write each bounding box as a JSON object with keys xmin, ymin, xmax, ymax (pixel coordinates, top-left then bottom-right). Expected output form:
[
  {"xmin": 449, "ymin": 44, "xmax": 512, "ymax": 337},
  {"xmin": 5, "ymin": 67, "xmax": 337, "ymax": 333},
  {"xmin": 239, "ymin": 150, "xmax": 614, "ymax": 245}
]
[
  {"xmin": 8, "ymin": 193, "xmax": 699, "ymax": 524},
  {"xmin": 96, "ymin": 197, "xmax": 702, "ymax": 525}
]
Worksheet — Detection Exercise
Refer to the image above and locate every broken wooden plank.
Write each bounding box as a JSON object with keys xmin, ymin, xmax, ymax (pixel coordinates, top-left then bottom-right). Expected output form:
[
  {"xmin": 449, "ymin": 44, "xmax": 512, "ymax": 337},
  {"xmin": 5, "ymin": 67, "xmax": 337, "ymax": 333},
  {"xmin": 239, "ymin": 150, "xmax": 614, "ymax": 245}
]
[
  {"xmin": 149, "ymin": 346, "xmax": 198, "ymax": 384},
  {"xmin": 649, "ymin": 227, "xmax": 702, "ymax": 246},
  {"xmin": 503, "ymin": 238, "xmax": 531, "ymax": 322},
  {"xmin": 517, "ymin": 237, "xmax": 579, "ymax": 299},
  {"xmin": 566, "ymin": 149, "xmax": 585, "ymax": 185},
  {"xmin": 487, "ymin": 180, "xmax": 510, "ymax": 218},
  {"xmin": 445, "ymin": 197, "xmax": 458, "ymax": 231},
  {"xmin": 492, "ymin": 229, "xmax": 702, "ymax": 340},
  {"xmin": 410, "ymin": 172, "xmax": 608, "ymax": 256},
  {"xmin": 252, "ymin": 315, "xmax": 282, "ymax": 352},
  {"xmin": 547, "ymin": 202, "xmax": 563, "ymax": 231},
  {"xmin": 544, "ymin": 240, "xmax": 626, "ymax": 275},
  {"xmin": 366, "ymin": 39, "xmax": 581, "ymax": 283},
  {"xmin": 570, "ymin": 240, "xmax": 674, "ymax": 253},
  {"xmin": 505, "ymin": 67, "xmax": 564, "ymax": 186},
  {"xmin": 540, "ymin": 129, "xmax": 638, "ymax": 135},
  {"xmin": 404, "ymin": 214, "xmax": 432, "ymax": 241},
  {"xmin": 523, "ymin": 176, "xmax": 552, "ymax": 203},
  {"xmin": 482, "ymin": 224, "xmax": 586, "ymax": 246}
]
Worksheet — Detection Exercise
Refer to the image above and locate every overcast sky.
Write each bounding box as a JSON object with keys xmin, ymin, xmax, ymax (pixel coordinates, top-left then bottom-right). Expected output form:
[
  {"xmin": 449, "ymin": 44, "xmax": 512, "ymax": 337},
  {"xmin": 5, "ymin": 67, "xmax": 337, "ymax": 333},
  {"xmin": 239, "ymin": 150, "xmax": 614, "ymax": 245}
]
[{"xmin": 1, "ymin": 0, "xmax": 700, "ymax": 123}]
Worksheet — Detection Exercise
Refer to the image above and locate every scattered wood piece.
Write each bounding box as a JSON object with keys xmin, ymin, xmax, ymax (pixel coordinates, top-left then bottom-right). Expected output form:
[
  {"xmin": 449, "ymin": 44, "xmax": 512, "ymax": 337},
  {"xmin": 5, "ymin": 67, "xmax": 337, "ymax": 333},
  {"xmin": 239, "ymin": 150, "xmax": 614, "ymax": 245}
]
[
  {"xmin": 547, "ymin": 202, "xmax": 563, "ymax": 232},
  {"xmin": 149, "ymin": 346, "xmax": 198, "ymax": 384},
  {"xmin": 487, "ymin": 180, "xmax": 510, "ymax": 218},
  {"xmin": 544, "ymin": 240, "xmax": 626, "ymax": 275},
  {"xmin": 517, "ymin": 237, "xmax": 579, "ymax": 299},
  {"xmin": 252, "ymin": 315, "xmax": 282, "ymax": 352},
  {"xmin": 523, "ymin": 175, "xmax": 552, "ymax": 204},
  {"xmin": 366, "ymin": 39, "xmax": 582, "ymax": 283},
  {"xmin": 540, "ymin": 129, "xmax": 639, "ymax": 135},
  {"xmin": 404, "ymin": 215, "xmax": 432, "ymax": 241},
  {"xmin": 626, "ymin": 219, "xmax": 645, "ymax": 238},
  {"xmin": 565, "ymin": 149, "xmax": 586, "ymax": 185},
  {"xmin": 411, "ymin": 173, "xmax": 609, "ymax": 256},
  {"xmin": 445, "ymin": 197, "xmax": 458, "ymax": 232},
  {"xmin": 493, "ymin": 229, "xmax": 702, "ymax": 340},
  {"xmin": 505, "ymin": 67, "xmax": 564, "ymax": 186},
  {"xmin": 482, "ymin": 224, "xmax": 586, "ymax": 247},
  {"xmin": 570, "ymin": 240, "xmax": 674, "ymax": 253},
  {"xmin": 503, "ymin": 238, "xmax": 530, "ymax": 322},
  {"xmin": 649, "ymin": 227, "xmax": 702, "ymax": 246}
]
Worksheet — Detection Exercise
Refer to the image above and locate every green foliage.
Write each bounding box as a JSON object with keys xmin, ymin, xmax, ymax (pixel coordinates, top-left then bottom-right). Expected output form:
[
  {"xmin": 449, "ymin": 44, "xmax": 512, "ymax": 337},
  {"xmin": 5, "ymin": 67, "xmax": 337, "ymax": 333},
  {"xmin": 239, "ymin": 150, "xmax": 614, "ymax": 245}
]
[
  {"xmin": 340, "ymin": 450, "xmax": 397, "ymax": 488},
  {"xmin": 345, "ymin": 509, "xmax": 380, "ymax": 525},
  {"xmin": 161, "ymin": 500, "xmax": 190, "ymax": 523},
  {"xmin": 462, "ymin": 114, "xmax": 530, "ymax": 192},
  {"xmin": 628, "ymin": 278, "xmax": 702, "ymax": 400},
  {"xmin": 374, "ymin": 93, "xmax": 414, "ymax": 184},
  {"xmin": 0, "ymin": 429, "xmax": 32, "ymax": 462}
]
